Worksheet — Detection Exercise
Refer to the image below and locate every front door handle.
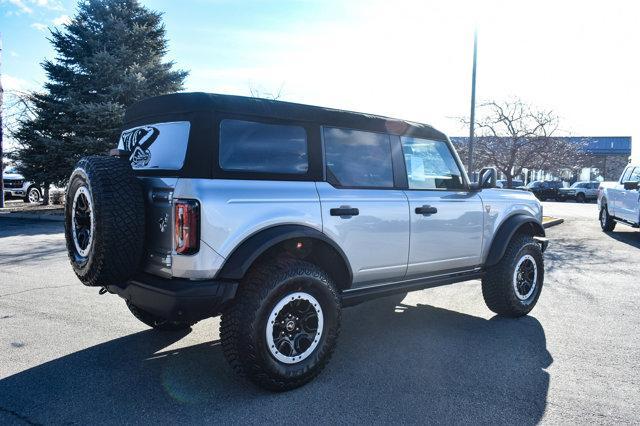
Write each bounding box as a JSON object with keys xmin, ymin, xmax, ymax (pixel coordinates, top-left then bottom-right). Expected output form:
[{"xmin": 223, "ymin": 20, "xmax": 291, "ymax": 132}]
[
  {"xmin": 330, "ymin": 206, "xmax": 359, "ymax": 217},
  {"xmin": 415, "ymin": 205, "xmax": 438, "ymax": 215}
]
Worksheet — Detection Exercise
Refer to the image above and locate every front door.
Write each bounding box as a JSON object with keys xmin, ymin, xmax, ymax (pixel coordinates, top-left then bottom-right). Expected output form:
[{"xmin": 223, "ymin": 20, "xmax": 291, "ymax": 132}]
[
  {"xmin": 399, "ymin": 136, "xmax": 484, "ymax": 277},
  {"xmin": 317, "ymin": 127, "xmax": 410, "ymax": 286},
  {"xmin": 619, "ymin": 167, "xmax": 640, "ymax": 223}
]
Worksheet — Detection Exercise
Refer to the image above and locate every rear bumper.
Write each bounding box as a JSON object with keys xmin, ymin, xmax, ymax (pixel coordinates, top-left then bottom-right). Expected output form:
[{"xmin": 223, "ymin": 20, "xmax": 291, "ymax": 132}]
[{"xmin": 107, "ymin": 273, "xmax": 238, "ymax": 322}]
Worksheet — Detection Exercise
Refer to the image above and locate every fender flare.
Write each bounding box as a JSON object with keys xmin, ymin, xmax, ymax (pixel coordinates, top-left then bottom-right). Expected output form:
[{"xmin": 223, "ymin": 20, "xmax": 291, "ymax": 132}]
[
  {"xmin": 216, "ymin": 224, "xmax": 353, "ymax": 282},
  {"xmin": 485, "ymin": 214, "xmax": 545, "ymax": 267}
]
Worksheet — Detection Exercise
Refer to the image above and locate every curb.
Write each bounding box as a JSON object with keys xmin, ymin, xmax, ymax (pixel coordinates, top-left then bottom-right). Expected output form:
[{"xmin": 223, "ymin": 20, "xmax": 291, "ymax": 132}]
[
  {"xmin": 0, "ymin": 212, "xmax": 64, "ymax": 222},
  {"xmin": 542, "ymin": 218, "xmax": 564, "ymax": 229}
]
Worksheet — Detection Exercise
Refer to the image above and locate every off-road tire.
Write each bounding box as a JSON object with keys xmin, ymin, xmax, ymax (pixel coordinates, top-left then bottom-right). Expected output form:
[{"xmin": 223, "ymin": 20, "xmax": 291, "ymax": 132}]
[
  {"xmin": 64, "ymin": 156, "xmax": 145, "ymax": 287},
  {"xmin": 599, "ymin": 204, "xmax": 616, "ymax": 232},
  {"xmin": 126, "ymin": 300, "xmax": 196, "ymax": 331},
  {"xmin": 220, "ymin": 258, "xmax": 341, "ymax": 392},
  {"xmin": 482, "ymin": 234, "xmax": 544, "ymax": 317}
]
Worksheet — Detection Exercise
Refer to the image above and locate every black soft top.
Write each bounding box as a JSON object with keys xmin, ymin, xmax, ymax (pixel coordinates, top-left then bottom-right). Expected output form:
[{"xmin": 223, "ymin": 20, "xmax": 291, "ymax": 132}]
[{"xmin": 124, "ymin": 92, "xmax": 448, "ymax": 141}]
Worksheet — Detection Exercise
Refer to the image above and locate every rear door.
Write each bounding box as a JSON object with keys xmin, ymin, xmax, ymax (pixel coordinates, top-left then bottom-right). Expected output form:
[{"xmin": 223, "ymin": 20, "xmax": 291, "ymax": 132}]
[
  {"xmin": 400, "ymin": 136, "xmax": 483, "ymax": 277},
  {"xmin": 317, "ymin": 127, "xmax": 410, "ymax": 286}
]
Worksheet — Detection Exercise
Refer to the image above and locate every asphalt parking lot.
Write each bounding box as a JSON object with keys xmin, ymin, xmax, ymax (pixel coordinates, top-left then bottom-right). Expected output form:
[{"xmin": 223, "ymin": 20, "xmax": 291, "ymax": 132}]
[{"xmin": 0, "ymin": 201, "xmax": 638, "ymax": 425}]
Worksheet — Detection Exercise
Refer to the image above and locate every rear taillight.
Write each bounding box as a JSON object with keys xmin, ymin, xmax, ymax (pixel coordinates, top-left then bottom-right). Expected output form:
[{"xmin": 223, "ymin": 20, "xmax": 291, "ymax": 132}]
[{"xmin": 175, "ymin": 199, "xmax": 200, "ymax": 255}]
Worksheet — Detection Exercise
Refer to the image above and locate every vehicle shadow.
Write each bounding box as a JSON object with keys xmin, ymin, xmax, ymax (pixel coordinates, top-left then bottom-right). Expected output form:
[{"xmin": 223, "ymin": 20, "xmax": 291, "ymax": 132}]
[
  {"xmin": 0, "ymin": 297, "xmax": 552, "ymax": 425},
  {"xmin": 603, "ymin": 229, "xmax": 640, "ymax": 249},
  {"xmin": 0, "ymin": 218, "xmax": 63, "ymax": 238}
]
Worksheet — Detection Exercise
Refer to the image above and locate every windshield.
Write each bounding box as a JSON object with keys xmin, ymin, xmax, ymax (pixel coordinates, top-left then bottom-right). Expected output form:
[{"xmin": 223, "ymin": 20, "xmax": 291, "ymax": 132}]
[
  {"xmin": 570, "ymin": 182, "xmax": 582, "ymax": 188},
  {"xmin": 527, "ymin": 181, "xmax": 541, "ymax": 188}
]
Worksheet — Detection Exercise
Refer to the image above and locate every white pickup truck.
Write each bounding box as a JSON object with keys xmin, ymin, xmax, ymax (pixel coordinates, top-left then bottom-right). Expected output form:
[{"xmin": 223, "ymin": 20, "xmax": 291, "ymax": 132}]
[{"xmin": 598, "ymin": 164, "xmax": 640, "ymax": 231}]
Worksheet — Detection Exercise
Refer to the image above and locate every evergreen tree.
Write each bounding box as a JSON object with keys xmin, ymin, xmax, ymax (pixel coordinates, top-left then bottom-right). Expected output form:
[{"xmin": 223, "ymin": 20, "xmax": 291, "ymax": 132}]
[{"xmin": 13, "ymin": 0, "xmax": 187, "ymax": 199}]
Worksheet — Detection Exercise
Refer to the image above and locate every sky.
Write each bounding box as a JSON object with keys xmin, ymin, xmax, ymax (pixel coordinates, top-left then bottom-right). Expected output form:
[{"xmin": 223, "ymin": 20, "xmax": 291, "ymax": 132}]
[{"xmin": 1, "ymin": 0, "xmax": 639, "ymax": 158}]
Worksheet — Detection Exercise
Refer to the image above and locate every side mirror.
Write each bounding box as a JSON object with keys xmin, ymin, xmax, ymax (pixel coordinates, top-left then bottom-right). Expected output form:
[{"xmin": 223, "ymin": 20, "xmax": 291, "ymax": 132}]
[
  {"xmin": 479, "ymin": 167, "xmax": 497, "ymax": 189},
  {"xmin": 469, "ymin": 167, "xmax": 497, "ymax": 191},
  {"xmin": 623, "ymin": 181, "xmax": 639, "ymax": 190}
]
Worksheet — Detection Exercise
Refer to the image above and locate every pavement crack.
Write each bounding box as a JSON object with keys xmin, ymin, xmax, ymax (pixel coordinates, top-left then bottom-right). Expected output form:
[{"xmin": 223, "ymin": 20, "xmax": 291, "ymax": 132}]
[
  {"xmin": 0, "ymin": 284, "xmax": 75, "ymax": 298},
  {"xmin": 0, "ymin": 405, "xmax": 42, "ymax": 425}
]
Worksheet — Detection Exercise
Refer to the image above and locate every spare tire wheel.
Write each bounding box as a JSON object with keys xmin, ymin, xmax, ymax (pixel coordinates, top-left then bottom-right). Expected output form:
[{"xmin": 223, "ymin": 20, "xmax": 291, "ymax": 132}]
[{"xmin": 65, "ymin": 156, "xmax": 145, "ymax": 287}]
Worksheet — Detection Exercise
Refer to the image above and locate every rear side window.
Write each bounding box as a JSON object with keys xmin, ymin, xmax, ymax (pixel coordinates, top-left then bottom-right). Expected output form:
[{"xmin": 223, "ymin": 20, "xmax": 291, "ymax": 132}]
[
  {"xmin": 323, "ymin": 127, "xmax": 394, "ymax": 188},
  {"xmin": 400, "ymin": 137, "xmax": 464, "ymax": 190},
  {"xmin": 219, "ymin": 119, "xmax": 308, "ymax": 174},
  {"xmin": 118, "ymin": 121, "xmax": 190, "ymax": 170}
]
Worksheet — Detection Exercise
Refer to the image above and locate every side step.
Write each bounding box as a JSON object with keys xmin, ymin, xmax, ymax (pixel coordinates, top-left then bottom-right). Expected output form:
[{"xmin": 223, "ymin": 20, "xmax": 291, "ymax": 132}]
[
  {"xmin": 613, "ymin": 217, "xmax": 640, "ymax": 228},
  {"xmin": 341, "ymin": 269, "xmax": 484, "ymax": 307}
]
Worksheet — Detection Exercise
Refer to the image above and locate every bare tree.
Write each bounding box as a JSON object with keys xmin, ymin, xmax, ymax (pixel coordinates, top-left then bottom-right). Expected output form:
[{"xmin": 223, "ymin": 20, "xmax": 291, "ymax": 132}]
[
  {"xmin": 456, "ymin": 99, "xmax": 585, "ymax": 186},
  {"xmin": 248, "ymin": 82, "xmax": 285, "ymax": 100}
]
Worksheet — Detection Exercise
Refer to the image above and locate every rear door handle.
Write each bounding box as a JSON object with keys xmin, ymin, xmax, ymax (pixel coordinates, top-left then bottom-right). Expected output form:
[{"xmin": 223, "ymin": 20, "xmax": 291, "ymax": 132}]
[
  {"xmin": 330, "ymin": 206, "xmax": 359, "ymax": 217},
  {"xmin": 415, "ymin": 205, "xmax": 438, "ymax": 215}
]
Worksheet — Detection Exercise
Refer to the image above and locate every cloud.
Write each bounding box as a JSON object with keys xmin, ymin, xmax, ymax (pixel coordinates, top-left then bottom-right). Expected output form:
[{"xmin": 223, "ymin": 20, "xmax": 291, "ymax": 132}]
[
  {"xmin": 6, "ymin": 0, "xmax": 33, "ymax": 14},
  {"xmin": 52, "ymin": 14, "xmax": 69, "ymax": 25},
  {"xmin": 30, "ymin": 22, "xmax": 47, "ymax": 31},
  {"xmin": 2, "ymin": 74, "xmax": 31, "ymax": 92},
  {"xmin": 2, "ymin": 0, "xmax": 64, "ymax": 14}
]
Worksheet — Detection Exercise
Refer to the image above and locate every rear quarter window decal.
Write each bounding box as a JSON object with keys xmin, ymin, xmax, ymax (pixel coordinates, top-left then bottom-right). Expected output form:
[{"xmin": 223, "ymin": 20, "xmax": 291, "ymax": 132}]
[{"xmin": 117, "ymin": 121, "xmax": 191, "ymax": 170}]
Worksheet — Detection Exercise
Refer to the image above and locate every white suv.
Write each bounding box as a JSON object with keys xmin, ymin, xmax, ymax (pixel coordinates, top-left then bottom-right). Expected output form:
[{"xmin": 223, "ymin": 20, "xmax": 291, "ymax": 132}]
[{"xmin": 63, "ymin": 93, "xmax": 548, "ymax": 391}]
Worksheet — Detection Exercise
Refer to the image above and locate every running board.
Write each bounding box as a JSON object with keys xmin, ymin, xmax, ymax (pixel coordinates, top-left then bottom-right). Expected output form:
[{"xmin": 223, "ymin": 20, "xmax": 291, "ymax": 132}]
[
  {"xmin": 613, "ymin": 217, "xmax": 640, "ymax": 228},
  {"xmin": 341, "ymin": 269, "xmax": 484, "ymax": 307}
]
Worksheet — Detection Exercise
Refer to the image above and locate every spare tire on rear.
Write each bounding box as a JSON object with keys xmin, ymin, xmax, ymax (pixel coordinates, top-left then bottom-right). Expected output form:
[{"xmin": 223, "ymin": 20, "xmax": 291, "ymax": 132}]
[{"xmin": 65, "ymin": 156, "xmax": 145, "ymax": 287}]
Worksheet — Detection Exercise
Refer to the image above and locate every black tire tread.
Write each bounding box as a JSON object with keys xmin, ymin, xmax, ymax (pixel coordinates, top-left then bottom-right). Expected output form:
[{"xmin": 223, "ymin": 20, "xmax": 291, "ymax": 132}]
[
  {"xmin": 220, "ymin": 258, "xmax": 340, "ymax": 391},
  {"xmin": 600, "ymin": 203, "xmax": 616, "ymax": 232},
  {"xmin": 482, "ymin": 233, "xmax": 543, "ymax": 317},
  {"xmin": 65, "ymin": 156, "xmax": 145, "ymax": 287}
]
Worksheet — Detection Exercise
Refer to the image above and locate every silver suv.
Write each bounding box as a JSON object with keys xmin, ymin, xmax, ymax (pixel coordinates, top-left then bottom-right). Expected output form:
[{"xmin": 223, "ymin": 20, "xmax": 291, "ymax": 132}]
[
  {"xmin": 2, "ymin": 167, "xmax": 41, "ymax": 203},
  {"xmin": 64, "ymin": 93, "xmax": 548, "ymax": 391}
]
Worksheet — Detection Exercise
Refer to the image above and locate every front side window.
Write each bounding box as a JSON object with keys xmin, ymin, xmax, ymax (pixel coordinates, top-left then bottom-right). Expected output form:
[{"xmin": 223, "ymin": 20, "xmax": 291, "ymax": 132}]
[
  {"xmin": 219, "ymin": 119, "xmax": 308, "ymax": 174},
  {"xmin": 400, "ymin": 137, "xmax": 464, "ymax": 190},
  {"xmin": 620, "ymin": 167, "xmax": 634, "ymax": 183},
  {"xmin": 629, "ymin": 167, "xmax": 640, "ymax": 182},
  {"xmin": 323, "ymin": 127, "xmax": 394, "ymax": 188}
]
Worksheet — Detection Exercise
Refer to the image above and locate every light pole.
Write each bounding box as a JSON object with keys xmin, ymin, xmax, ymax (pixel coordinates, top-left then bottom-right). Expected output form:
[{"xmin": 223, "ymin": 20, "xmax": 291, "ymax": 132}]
[
  {"xmin": 0, "ymin": 33, "xmax": 4, "ymax": 209},
  {"xmin": 467, "ymin": 28, "xmax": 478, "ymax": 176}
]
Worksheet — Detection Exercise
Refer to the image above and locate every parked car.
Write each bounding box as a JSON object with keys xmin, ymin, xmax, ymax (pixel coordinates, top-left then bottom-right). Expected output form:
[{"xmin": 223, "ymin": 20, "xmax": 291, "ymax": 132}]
[
  {"xmin": 523, "ymin": 180, "xmax": 563, "ymax": 201},
  {"xmin": 496, "ymin": 179, "xmax": 524, "ymax": 189},
  {"xmin": 557, "ymin": 181, "xmax": 600, "ymax": 202},
  {"xmin": 598, "ymin": 164, "xmax": 640, "ymax": 231},
  {"xmin": 63, "ymin": 93, "xmax": 548, "ymax": 391},
  {"xmin": 2, "ymin": 167, "xmax": 41, "ymax": 203}
]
